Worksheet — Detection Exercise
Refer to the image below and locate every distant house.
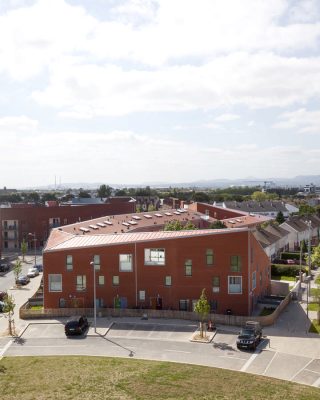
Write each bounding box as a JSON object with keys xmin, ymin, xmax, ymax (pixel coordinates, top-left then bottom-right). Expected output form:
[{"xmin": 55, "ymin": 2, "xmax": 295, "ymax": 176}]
[{"xmin": 223, "ymin": 201, "xmax": 292, "ymax": 218}]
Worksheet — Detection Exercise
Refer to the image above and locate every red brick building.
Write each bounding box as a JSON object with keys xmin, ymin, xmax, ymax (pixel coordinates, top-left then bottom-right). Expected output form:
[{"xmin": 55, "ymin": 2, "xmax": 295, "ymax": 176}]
[
  {"xmin": 43, "ymin": 222, "xmax": 271, "ymax": 316},
  {"xmin": 0, "ymin": 199, "xmax": 135, "ymax": 254}
]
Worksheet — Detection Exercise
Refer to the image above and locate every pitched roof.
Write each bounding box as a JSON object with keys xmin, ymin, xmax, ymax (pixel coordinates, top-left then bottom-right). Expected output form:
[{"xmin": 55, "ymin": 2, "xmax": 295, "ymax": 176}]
[
  {"xmin": 45, "ymin": 227, "xmax": 248, "ymax": 252},
  {"xmin": 224, "ymin": 200, "xmax": 287, "ymax": 213}
]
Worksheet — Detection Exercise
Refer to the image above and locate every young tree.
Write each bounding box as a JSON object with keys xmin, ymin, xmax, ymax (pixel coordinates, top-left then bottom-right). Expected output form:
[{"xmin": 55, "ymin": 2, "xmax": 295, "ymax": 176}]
[
  {"xmin": 21, "ymin": 239, "xmax": 28, "ymax": 262},
  {"xmin": 194, "ymin": 289, "xmax": 211, "ymax": 338},
  {"xmin": 164, "ymin": 221, "xmax": 183, "ymax": 231},
  {"xmin": 251, "ymin": 191, "xmax": 268, "ymax": 202},
  {"xmin": 3, "ymin": 294, "xmax": 16, "ymax": 336},
  {"xmin": 276, "ymin": 211, "xmax": 285, "ymax": 224},
  {"xmin": 13, "ymin": 260, "xmax": 22, "ymax": 283},
  {"xmin": 209, "ymin": 221, "xmax": 227, "ymax": 229},
  {"xmin": 183, "ymin": 221, "xmax": 197, "ymax": 230},
  {"xmin": 97, "ymin": 184, "xmax": 112, "ymax": 198}
]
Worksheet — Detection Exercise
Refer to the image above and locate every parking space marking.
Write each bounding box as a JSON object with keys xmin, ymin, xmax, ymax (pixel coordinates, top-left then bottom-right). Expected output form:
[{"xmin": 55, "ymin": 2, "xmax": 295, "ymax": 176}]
[
  {"xmin": 0, "ymin": 340, "xmax": 13, "ymax": 359},
  {"xmin": 240, "ymin": 351, "xmax": 259, "ymax": 372},
  {"xmin": 312, "ymin": 376, "xmax": 320, "ymax": 388},
  {"xmin": 219, "ymin": 355, "xmax": 247, "ymax": 361},
  {"xmin": 17, "ymin": 344, "xmax": 88, "ymax": 348},
  {"xmin": 165, "ymin": 349, "xmax": 191, "ymax": 354},
  {"xmin": 291, "ymin": 359, "xmax": 314, "ymax": 382},
  {"xmin": 262, "ymin": 351, "xmax": 278, "ymax": 375}
]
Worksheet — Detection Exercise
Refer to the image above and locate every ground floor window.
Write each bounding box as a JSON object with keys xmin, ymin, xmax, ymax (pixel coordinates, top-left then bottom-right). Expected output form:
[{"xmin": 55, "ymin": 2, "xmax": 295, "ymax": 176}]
[
  {"xmin": 76, "ymin": 275, "xmax": 86, "ymax": 291},
  {"xmin": 228, "ymin": 276, "xmax": 242, "ymax": 294},
  {"xmin": 179, "ymin": 299, "xmax": 189, "ymax": 311},
  {"xmin": 49, "ymin": 274, "xmax": 62, "ymax": 292},
  {"xmin": 139, "ymin": 290, "xmax": 146, "ymax": 301}
]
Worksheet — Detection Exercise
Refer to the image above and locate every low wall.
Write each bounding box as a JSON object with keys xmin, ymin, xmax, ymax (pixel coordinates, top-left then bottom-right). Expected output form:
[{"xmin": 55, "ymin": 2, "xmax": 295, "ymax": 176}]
[{"xmin": 20, "ymin": 293, "xmax": 292, "ymax": 327}]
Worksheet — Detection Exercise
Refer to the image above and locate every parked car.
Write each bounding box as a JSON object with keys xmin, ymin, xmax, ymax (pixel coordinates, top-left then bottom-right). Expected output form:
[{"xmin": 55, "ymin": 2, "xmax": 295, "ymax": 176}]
[
  {"xmin": 286, "ymin": 259, "xmax": 296, "ymax": 265},
  {"xmin": 27, "ymin": 267, "xmax": 40, "ymax": 278},
  {"xmin": 16, "ymin": 275, "xmax": 30, "ymax": 285},
  {"xmin": 0, "ymin": 264, "xmax": 10, "ymax": 272},
  {"xmin": 237, "ymin": 321, "xmax": 262, "ymax": 351},
  {"xmin": 65, "ymin": 316, "xmax": 89, "ymax": 336},
  {"xmin": 33, "ymin": 264, "xmax": 43, "ymax": 272},
  {"xmin": 0, "ymin": 300, "xmax": 5, "ymax": 312}
]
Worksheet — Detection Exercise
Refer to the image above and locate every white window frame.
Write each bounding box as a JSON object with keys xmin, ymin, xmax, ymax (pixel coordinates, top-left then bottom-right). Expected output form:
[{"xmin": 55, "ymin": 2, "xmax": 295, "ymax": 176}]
[
  {"xmin": 94, "ymin": 255, "xmax": 100, "ymax": 271},
  {"xmin": 139, "ymin": 290, "xmax": 145, "ymax": 301},
  {"xmin": 206, "ymin": 249, "xmax": 214, "ymax": 266},
  {"xmin": 49, "ymin": 274, "xmax": 62, "ymax": 292},
  {"xmin": 185, "ymin": 259, "xmax": 192, "ymax": 276},
  {"xmin": 144, "ymin": 248, "xmax": 165, "ymax": 265},
  {"xmin": 66, "ymin": 255, "xmax": 73, "ymax": 271},
  {"xmin": 119, "ymin": 254, "xmax": 133, "ymax": 271},
  {"xmin": 228, "ymin": 276, "xmax": 242, "ymax": 294},
  {"xmin": 98, "ymin": 275, "xmax": 105, "ymax": 285}
]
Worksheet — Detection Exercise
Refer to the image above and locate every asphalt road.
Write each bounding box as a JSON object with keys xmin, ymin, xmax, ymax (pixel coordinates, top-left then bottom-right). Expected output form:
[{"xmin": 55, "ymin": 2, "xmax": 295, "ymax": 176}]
[{"xmin": 1, "ymin": 320, "xmax": 319, "ymax": 388}]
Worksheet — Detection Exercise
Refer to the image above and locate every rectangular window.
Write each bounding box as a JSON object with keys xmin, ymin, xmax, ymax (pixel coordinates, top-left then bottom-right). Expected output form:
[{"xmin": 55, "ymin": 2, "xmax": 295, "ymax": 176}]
[
  {"xmin": 252, "ymin": 271, "xmax": 256, "ymax": 290},
  {"xmin": 112, "ymin": 275, "xmax": 119, "ymax": 286},
  {"xmin": 206, "ymin": 249, "xmax": 214, "ymax": 265},
  {"xmin": 212, "ymin": 276, "xmax": 220, "ymax": 293},
  {"xmin": 98, "ymin": 275, "xmax": 105, "ymax": 285},
  {"xmin": 179, "ymin": 299, "xmax": 189, "ymax": 311},
  {"xmin": 165, "ymin": 276, "xmax": 172, "ymax": 286},
  {"xmin": 76, "ymin": 275, "xmax": 86, "ymax": 291},
  {"xmin": 209, "ymin": 300, "xmax": 218, "ymax": 312},
  {"xmin": 49, "ymin": 274, "xmax": 62, "ymax": 292},
  {"xmin": 119, "ymin": 254, "xmax": 133, "ymax": 271},
  {"xmin": 144, "ymin": 248, "xmax": 165, "ymax": 265},
  {"xmin": 139, "ymin": 290, "xmax": 145, "ymax": 301},
  {"xmin": 66, "ymin": 255, "xmax": 73, "ymax": 271},
  {"xmin": 185, "ymin": 259, "xmax": 192, "ymax": 276},
  {"xmin": 230, "ymin": 255, "xmax": 241, "ymax": 272},
  {"xmin": 94, "ymin": 255, "xmax": 100, "ymax": 271},
  {"xmin": 228, "ymin": 276, "xmax": 242, "ymax": 294}
]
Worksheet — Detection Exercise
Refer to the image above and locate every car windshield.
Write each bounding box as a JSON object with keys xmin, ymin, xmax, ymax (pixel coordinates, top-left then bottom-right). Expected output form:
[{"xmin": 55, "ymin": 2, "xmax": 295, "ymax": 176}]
[
  {"xmin": 240, "ymin": 329, "xmax": 254, "ymax": 336},
  {"xmin": 66, "ymin": 321, "xmax": 79, "ymax": 327}
]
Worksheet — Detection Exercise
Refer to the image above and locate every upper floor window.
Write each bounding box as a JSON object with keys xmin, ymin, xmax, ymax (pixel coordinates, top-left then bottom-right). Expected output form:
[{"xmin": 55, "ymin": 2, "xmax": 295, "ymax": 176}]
[
  {"xmin": 212, "ymin": 276, "xmax": 220, "ymax": 293},
  {"xmin": 119, "ymin": 254, "xmax": 133, "ymax": 271},
  {"xmin": 165, "ymin": 276, "xmax": 172, "ymax": 286},
  {"xmin": 144, "ymin": 248, "xmax": 165, "ymax": 265},
  {"xmin": 49, "ymin": 274, "xmax": 62, "ymax": 292},
  {"xmin": 185, "ymin": 259, "xmax": 192, "ymax": 276},
  {"xmin": 230, "ymin": 255, "xmax": 241, "ymax": 272},
  {"xmin": 66, "ymin": 255, "xmax": 73, "ymax": 271},
  {"xmin": 206, "ymin": 249, "xmax": 214, "ymax": 266},
  {"xmin": 93, "ymin": 255, "xmax": 100, "ymax": 271},
  {"xmin": 252, "ymin": 271, "xmax": 256, "ymax": 290}
]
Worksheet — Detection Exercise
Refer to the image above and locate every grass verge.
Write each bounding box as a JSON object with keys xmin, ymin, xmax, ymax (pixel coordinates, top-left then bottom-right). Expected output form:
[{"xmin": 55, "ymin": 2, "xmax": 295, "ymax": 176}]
[
  {"xmin": 0, "ymin": 356, "xmax": 319, "ymax": 400},
  {"xmin": 307, "ymin": 303, "xmax": 320, "ymax": 312},
  {"xmin": 309, "ymin": 319, "xmax": 320, "ymax": 334}
]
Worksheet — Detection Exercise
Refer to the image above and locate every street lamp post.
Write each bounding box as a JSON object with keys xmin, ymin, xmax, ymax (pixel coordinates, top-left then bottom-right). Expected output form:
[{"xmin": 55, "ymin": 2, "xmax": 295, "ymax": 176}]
[
  {"xmin": 90, "ymin": 261, "xmax": 97, "ymax": 333},
  {"xmin": 28, "ymin": 232, "xmax": 37, "ymax": 266}
]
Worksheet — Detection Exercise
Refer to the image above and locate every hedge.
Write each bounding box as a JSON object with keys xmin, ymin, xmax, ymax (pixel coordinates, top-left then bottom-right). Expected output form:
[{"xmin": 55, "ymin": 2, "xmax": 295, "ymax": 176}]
[
  {"xmin": 281, "ymin": 252, "xmax": 301, "ymax": 260},
  {"xmin": 271, "ymin": 264, "xmax": 307, "ymax": 277}
]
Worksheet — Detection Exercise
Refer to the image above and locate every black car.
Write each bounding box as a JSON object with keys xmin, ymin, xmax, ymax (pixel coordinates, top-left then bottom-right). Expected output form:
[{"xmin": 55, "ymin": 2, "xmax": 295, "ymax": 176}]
[
  {"xmin": 236, "ymin": 321, "xmax": 262, "ymax": 351},
  {"xmin": 65, "ymin": 316, "xmax": 89, "ymax": 336},
  {"xmin": 0, "ymin": 264, "xmax": 10, "ymax": 273},
  {"xmin": 15, "ymin": 275, "xmax": 30, "ymax": 285},
  {"xmin": 34, "ymin": 264, "xmax": 43, "ymax": 272}
]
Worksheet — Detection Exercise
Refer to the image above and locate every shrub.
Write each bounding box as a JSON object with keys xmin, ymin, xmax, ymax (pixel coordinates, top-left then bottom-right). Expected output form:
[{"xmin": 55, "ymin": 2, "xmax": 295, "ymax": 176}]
[
  {"xmin": 271, "ymin": 264, "xmax": 307, "ymax": 277},
  {"xmin": 281, "ymin": 252, "xmax": 301, "ymax": 261}
]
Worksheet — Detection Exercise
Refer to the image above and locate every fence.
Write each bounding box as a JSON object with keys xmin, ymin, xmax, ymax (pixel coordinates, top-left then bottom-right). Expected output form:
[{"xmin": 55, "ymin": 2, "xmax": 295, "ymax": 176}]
[{"xmin": 20, "ymin": 292, "xmax": 292, "ymax": 327}]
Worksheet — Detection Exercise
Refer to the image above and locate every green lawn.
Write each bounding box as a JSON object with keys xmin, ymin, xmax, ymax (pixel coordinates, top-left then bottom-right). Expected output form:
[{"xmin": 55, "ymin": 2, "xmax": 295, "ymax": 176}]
[
  {"xmin": 271, "ymin": 275, "xmax": 296, "ymax": 282},
  {"xmin": 307, "ymin": 302, "xmax": 320, "ymax": 312},
  {"xmin": 0, "ymin": 356, "xmax": 319, "ymax": 400}
]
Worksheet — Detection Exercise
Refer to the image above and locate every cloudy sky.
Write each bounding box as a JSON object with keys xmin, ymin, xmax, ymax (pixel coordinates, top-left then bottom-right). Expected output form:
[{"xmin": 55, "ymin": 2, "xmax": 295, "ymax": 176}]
[{"xmin": 0, "ymin": 0, "xmax": 320, "ymax": 188}]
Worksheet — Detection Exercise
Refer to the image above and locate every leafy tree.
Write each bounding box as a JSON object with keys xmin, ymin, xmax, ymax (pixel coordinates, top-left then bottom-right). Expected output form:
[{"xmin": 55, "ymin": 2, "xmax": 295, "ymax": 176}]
[
  {"xmin": 164, "ymin": 221, "xmax": 184, "ymax": 231},
  {"xmin": 97, "ymin": 184, "xmax": 112, "ymax": 198},
  {"xmin": 251, "ymin": 191, "xmax": 268, "ymax": 202},
  {"xmin": 21, "ymin": 239, "xmax": 28, "ymax": 262},
  {"xmin": 41, "ymin": 192, "xmax": 57, "ymax": 202},
  {"xmin": 183, "ymin": 221, "xmax": 197, "ymax": 230},
  {"xmin": 312, "ymin": 285, "xmax": 320, "ymax": 325},
  {"xmin": 194, "ymin": 289, "xmax": 211, "ymax": 338},
  {"xmin": 191, "ymin": 191, "xmax": 210, "ymax": 203},
  {"xmin": 276, "ymin": 211, "xmax": 285, "ymax": 224},
  {"xmin": 299, "ymin": 204, "xmax": 316, "ymax": 216},
  {"xmin": 13, "ymin": 260, "xmax": 22, "ymax": 283},
  {"xmin": 209, "ymin": 221, "xmax": 227, "ymax": 229},
  {"xmin": 24, "ymin": 192, "xmax": 40, "ymax": 202},
  {"xmin": 3, "ymin": 294, "xmax": 16, "ymax": 336},
  {"xmin": 305, "ymin": 245, "xmax": 320, "ymax": 274},
  {"xmin": 115, "ymin": 189, "xmax": 128, "ymax": 196},
  {"xmin": 300, "ymin": 239, "xmax": 308, "ymax": 253},
  {"xmin": 78, "ymin": 190, "xmax": 91, "ymax": 198}
]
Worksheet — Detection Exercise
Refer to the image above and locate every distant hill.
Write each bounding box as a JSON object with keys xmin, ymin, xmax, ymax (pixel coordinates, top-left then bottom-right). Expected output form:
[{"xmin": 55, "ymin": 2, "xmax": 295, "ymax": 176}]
[{"xmin": 20, "ymin": 175, "xmax": 320, "ymax": 190}]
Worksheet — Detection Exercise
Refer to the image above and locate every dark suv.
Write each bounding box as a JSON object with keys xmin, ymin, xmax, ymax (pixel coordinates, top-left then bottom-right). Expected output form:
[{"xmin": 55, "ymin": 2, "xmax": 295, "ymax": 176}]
[
  {"xmin": 0, "ymin": 264, "xmax": 10, "ymax": 273},
  {"xmin": 237, "ymin": 321, "xmax": 262, "ymax": 351},
  {"xmin": 65, "ymin": 316, "xmax": 89, "ymax": 336}
]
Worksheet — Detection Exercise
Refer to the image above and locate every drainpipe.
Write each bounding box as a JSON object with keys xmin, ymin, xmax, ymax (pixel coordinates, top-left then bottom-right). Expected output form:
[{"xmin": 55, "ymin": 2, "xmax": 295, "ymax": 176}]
[{"xmin": 135, "ymin": 242, "xmax": 138, "ymax": 307}]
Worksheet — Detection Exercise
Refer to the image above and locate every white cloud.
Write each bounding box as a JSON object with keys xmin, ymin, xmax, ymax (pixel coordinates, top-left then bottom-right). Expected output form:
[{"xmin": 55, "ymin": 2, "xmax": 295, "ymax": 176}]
[
  {"xmin": 0, "ymin": 115, "xmax": 38, "ymax": 130},
  {"xmin": 274, "ymin": 108, "xmax": 320, "ymax": 134},
  {"xmin": 215, "ymin": 113, "xmax": 240, "ymax": 122}
]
